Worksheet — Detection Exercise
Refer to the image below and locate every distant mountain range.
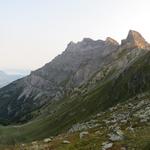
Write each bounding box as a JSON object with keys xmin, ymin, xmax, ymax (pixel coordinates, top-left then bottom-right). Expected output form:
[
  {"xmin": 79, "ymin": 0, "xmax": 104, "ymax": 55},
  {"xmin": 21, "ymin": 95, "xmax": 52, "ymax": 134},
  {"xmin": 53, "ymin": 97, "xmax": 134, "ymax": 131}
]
[{"xmin": 0, "ymin": 71, "xmax": 23, "ymax": 88}]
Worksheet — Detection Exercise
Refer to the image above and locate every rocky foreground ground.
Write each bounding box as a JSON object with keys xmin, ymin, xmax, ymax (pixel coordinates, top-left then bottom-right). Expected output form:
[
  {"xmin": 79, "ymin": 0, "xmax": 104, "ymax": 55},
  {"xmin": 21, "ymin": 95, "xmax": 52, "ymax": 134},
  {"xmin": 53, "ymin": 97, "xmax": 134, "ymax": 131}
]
[{"xmin": 1, "ymin": 93, "xmax": 149, "ymax": 150}]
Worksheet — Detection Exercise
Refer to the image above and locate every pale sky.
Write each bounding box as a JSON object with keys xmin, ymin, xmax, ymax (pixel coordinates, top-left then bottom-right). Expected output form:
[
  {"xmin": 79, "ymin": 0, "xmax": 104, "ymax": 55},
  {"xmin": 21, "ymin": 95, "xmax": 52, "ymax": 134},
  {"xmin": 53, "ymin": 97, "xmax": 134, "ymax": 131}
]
[{"xmin": 0, "ymin": 0, "xmax": 150, "ymax": 74}]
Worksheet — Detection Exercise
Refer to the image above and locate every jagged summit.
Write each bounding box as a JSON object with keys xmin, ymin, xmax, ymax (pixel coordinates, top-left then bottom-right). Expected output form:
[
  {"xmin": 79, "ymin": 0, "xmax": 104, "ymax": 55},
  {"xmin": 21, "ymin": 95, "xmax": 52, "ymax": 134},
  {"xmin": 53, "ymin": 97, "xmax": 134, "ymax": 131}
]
[
  {"xmin": 66, "ymin": 37, "xmax": 119, "ymax": 52},
  {"xmin": 126, "ymin": 30, "xmax": 146, "ymax": 44},
  {"xmin": 67, "ymin": 30, "xmax": 149, "ymax": 52},
  {"xmin": 65, "ymin": 38, "xmax": 103, "ymax": 52},
  {"xmin": 82, "ymin": 38, "xmax": 94, "ymax": 42},
  {"xmin": 121, "ymin": 30, "xmax": 149, "ymax": 49},
  {"xmin": 105, "ymin": 37, "xmax": 119, "ymax": 45}
]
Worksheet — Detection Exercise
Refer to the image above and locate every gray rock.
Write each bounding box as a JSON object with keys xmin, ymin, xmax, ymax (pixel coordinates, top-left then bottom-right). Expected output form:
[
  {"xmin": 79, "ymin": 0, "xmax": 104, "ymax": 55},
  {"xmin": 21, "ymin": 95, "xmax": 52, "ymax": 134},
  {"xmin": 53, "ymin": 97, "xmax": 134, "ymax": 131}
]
[
  {"xmin": 102, "ymin": 142, "xmax": 113, "ymax": 150},
  {"xmin": 95, "ymin": 131, "xmax": 101, "ymax": 135},
  {"xmin": 108, "ymin": 130, "xmax": 124, "ymax": 142},
  {"xmin": 126, "ymin": 126, "xmax": 134, "ymax": 132},
  {"xmin": 79, "ymin": 131, "xmax": 89, "ymax": 139},
  {"xmin": 62, "ymin": 140, "xmax": 71, "ymax": 144},
  {"xmin": 43, "ymin": 138, "xmax": 52, "ymax": 143},
  {"xmin": 108, "ymin": 133, "xmax": 123, "ymax": 142}
]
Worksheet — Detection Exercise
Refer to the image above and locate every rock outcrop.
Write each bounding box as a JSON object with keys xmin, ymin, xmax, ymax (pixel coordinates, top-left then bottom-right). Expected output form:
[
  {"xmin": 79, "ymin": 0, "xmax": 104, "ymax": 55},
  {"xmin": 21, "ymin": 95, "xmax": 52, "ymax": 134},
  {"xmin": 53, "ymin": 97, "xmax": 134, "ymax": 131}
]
[
  {"xmin": 105, "ymin": 37, "xmax": 119, "ymax": 46},
  {"xmin": 121, "ymin": 30, "xmax": 150, "ymax": 50}
]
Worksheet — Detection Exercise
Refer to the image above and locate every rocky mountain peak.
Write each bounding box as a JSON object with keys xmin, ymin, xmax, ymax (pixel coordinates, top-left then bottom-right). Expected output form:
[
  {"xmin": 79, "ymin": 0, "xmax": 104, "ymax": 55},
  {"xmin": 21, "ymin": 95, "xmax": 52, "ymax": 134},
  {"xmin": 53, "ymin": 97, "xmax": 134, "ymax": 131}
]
[
  {"xmin": 82, "ymin": 38, "xmax": 94, "ymax": 43},
  {"xmin": 66, "ymin": 41, "xmax": 76, "ymax": 50},
  {"xmin": 65, "ymin": 38, "xmax": 103, "ymax": 52},
  {"xmin": 105, "ymin": 37, "xmax": 119, "ymax": 45},
  {"xmin": 127, "ymin": 30, "xmax": 146, "ymax": 43},
  {"xmin": 121, "ymin": 30, "xmax": 149, "ymax": 49}
]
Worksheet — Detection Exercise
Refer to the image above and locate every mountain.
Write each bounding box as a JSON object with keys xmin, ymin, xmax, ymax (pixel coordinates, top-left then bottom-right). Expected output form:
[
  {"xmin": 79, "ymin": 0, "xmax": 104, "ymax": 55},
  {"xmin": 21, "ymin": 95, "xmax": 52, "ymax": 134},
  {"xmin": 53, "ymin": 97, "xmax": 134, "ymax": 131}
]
[
  {"xmin": 0, "ymin": 37, "xmax": 119, "ymax": 122},
  {"xmin": 0, "ymin": 30, "xmax": 149, "ymax": 149},
  {"xmin": 0, "ymin": 71, "xmax": 23, "ymax": 88}
]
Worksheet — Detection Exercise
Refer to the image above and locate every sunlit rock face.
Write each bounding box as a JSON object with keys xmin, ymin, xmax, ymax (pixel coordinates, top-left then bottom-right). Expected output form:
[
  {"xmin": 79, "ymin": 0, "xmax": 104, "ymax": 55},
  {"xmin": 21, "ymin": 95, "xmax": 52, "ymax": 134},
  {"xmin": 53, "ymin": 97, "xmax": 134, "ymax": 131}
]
[
  {"xmin": 121, "ymin": 30, "xmax": 150, "ymax": 50},
  {"xmin": 105, "ymin": 37, "xmax": 119, "ymax": 46}
]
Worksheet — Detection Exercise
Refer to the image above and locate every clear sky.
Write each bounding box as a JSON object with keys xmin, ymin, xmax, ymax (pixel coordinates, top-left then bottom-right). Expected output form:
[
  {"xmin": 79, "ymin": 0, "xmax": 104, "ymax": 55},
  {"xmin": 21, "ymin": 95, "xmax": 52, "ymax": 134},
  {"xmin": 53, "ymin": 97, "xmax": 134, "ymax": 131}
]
[{"xmin": 0, "ymin": 0, "xmax": 150, "ymax": 74}]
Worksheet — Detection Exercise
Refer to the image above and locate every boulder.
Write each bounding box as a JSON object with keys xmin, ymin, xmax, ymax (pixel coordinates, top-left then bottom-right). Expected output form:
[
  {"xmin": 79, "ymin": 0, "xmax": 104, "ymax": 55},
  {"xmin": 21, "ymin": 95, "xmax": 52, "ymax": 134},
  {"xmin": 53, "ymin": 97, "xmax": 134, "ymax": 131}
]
[
  {"xmin": 79, "ymin": 131, "xmax": 89, "ymax": 139},
  {"xmin": 116, "ymin": 129, "xmax": 124, "ymax": 136},
  {"xmin": 126, "ymin": 126, "xmax": 134, "ymax": 132},
  {"xmin": 62, "ymin": 140, "xmax": 71, "ymax": 144},
  {"xmin": 43, "ymin": 138, "xmax": 52, "ymax": 143},
  {"xmin": 32, "ymin": 141, "xmax": 37, "ymax": 145},
  {"xmin": 108, "ymin": 133, "xmax": 123, "ymax": 142},
  {"xmin": 95, "ymin": 130, "xmax": 101, "ymax": 135},
  {"xmin": 102, "ymin": 142, "xmax": 113, "ymax": 150},
  {"xmin": 108, "ymin": 130, "xmax": 124, "ymax": 142}
]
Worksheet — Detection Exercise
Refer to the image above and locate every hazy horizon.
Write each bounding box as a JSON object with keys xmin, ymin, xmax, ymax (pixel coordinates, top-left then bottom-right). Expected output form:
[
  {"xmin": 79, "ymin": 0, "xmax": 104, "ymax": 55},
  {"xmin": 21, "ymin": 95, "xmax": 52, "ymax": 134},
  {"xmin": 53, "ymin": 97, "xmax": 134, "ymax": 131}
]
[
  {"xmin": 1, "ymin": 69, "xmax": 30, "ymax": 75},
  {"xmin": 1, "ymin": 0, "xmax": 150, "ymax": 73}
]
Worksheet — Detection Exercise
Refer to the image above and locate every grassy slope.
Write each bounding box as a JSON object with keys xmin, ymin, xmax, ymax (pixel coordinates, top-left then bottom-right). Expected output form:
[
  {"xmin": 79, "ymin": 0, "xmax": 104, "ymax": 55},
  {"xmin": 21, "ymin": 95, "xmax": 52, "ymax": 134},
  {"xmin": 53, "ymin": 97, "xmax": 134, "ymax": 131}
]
[{"xmin": 2, "ymin": 93, "xmax": 150, "ymax": 150}]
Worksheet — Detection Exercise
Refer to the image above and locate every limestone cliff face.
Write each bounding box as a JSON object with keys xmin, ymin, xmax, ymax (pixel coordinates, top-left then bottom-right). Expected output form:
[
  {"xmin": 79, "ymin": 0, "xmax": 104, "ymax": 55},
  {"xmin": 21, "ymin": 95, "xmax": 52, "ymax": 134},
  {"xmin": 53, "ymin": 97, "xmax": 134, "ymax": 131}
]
[
  {"xmin": 121, "ymin": 30, "xmax": 150, "ymax": 50},
  {"xmin": 105, "ymin": 37, "xmax": 119, "ymax": 46},
  {"xmin": 32, "ymin": 38, "xmax": 118, "ymax": 88}
]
